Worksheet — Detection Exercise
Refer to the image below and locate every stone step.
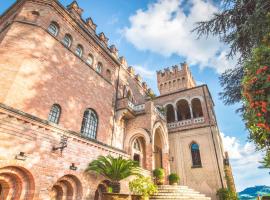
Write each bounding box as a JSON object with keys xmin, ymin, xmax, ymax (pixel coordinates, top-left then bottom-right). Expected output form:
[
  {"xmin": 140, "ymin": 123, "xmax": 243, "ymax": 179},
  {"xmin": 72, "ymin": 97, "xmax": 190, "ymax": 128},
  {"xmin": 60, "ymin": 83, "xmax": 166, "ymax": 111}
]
[{"xmin": 150, "ymin": 185, "xmax": 211, "ymax": 200}]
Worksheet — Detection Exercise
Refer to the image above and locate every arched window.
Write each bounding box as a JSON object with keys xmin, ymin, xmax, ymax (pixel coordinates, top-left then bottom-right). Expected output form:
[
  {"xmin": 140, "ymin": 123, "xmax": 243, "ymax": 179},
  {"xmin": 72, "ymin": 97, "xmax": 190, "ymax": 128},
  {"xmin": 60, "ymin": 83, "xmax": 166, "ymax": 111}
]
[
  {"xmin": 132, "ymin": 138, "xmax": 146, "ymax": 168},
  {"xmin": 62, "ymin": 34, "xmax": 72, "ymax": 48},
  {"xmin": 106, "ymin": 69, "xmax": 111, "ymax": 80},
  {"xmin": 96, "ymin": 62, "xmax": 102, "ymax": 73},
  {"xmin": 86, "ymin": 54, "xmax": 94, "ymax": 66},
  {"xmin": 191, "ymin": 98, "xmax": 203, "ymax": 118},
  {"xmin": 165, "ymin": 104, "xmax": 175, "ymax": 123},
  {"xmin": 123, "ymin": 86, "xmax": 128, "ymax": 98},
  {"xmin": 81, "ymin": 109, "xmax": 98, "ymax": 139},
  {"xmin": 48, "ymin": 22, "xmax": 59, "ymax": 36},
  {"xmin": 191, "ymin": 142, "xmax": 202, "ymax": 167},
  {"xmin": 133, "ymin": 139, "xmax": 141, "ymax": 151},
  {"xmin": 48, "ymin": 104, "xmax": 61, "ymax": 124},
  {"xmin": 75, "ymin": 45, "xmax": 83, "ymax": 58},
  {"xmin": 176, "ymin": 99, "xmax": 191, "ymax": 120}
]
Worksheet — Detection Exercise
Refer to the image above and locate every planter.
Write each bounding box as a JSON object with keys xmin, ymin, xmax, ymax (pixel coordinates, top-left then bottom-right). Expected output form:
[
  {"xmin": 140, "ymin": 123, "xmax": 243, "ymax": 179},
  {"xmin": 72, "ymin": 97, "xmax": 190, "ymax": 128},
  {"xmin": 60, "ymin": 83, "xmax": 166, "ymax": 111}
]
[
  {"xmin": 131, "ymin": 195, "xmax": 148, "ymax": 200},
  {"xmin": 156, "ymin": 178, "xmax": 164, "ymax": 185},
  {"xmin": 102, "ymin": 193, "xmax": 130, "ymax": 200}
]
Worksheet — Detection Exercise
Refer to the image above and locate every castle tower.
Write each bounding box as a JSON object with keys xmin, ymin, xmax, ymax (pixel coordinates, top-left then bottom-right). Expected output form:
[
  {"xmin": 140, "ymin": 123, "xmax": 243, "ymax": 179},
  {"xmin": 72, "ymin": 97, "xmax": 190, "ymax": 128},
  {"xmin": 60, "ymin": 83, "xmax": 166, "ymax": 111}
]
[
  {"xmin": 157, "ymin": 63, "xmax": 196, "ymax": 95},
  {"xmin": 154, "ymin": 63, "xmax": 229, "ymax": 200}
]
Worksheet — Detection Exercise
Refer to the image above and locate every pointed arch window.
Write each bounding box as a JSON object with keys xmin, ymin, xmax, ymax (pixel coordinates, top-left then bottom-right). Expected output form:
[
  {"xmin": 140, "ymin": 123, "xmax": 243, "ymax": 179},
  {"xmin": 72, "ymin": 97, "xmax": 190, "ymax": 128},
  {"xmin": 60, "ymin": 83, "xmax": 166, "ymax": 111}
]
[
  {"xmin": 191, "ymin": 142, "xmax": 202, "ymax": 167},
  {"xmin": 81, "ymin": 109, "xmax": 98, "ymax": 139},
  {"xmin": 48, "ymin": 104, "xmax": 61, "ymax": 124},
  {"xmin": 48, "ymin": 22, "xmax": 59, "ymax": 36}
]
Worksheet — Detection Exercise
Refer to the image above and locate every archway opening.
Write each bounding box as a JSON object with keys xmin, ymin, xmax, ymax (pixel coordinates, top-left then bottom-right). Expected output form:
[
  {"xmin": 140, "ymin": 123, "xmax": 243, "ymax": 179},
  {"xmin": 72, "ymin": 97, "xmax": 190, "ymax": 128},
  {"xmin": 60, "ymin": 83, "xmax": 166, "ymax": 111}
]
[
  {"xmin": 176, "ymin": 99, "xmax": 191, "ymax": 121},
  {"xmin": 94, "ymin": 180, "xmax": 111, "ymax": 200},
  {"xmin": 132, "ymin": 137, "xmax": 146, "ymax": 168},
  {"xmin": 191, "ymin": 98, "xmax": 203, "ymax": 118},
  {"xmin": 165, "ymin": 104, "xmax": 175, "ymax": 123},
  {"xmin": 0, "ymin": 166, "xmax": 35, "ymax": 200},
  {"xmin": 50, "ymin": 174, "xmax": 82, "ymax": 200},
  {"xmin": 153, "ymin": 128, "xmax": 164, "ymax": 169}
]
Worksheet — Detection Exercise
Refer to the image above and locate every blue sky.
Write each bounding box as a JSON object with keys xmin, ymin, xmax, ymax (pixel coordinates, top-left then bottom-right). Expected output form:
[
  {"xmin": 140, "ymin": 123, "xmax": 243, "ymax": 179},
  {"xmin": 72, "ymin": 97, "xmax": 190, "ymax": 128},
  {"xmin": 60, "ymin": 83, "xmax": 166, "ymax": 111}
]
[{"xmin": 1, "ymin": 0, "xmax": 269, "ymax": 191}]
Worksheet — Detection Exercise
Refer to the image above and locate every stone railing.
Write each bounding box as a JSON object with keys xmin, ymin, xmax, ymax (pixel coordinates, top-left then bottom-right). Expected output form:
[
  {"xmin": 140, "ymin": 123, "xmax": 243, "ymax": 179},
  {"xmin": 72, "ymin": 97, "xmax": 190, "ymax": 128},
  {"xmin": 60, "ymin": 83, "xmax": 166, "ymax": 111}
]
[
  {"xmin": 117, "ymin": 98, "xmax": 145, "ymax": 113},
  {"xmin": 154, "ymin": 107, "xmax": 166, "ymax": 120},
  {"xmin": 167, "ymin": 117, "xmax": 205, "ymax": 129},
  {"xmin": 193, "ymin": 117, "xmax": 204, "ymax": 124},
  {"xmin": 128, "ymin": 101, "xmax": 145, "ymax": 112}
]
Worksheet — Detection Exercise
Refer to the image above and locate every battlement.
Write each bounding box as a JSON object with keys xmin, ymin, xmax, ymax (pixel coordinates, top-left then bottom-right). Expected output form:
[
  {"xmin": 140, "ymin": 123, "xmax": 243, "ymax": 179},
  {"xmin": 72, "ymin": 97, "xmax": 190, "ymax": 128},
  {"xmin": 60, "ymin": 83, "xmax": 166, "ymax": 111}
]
[{"xmin": 157, "ymin": 62, "xmax": 196, "ymax": 95}]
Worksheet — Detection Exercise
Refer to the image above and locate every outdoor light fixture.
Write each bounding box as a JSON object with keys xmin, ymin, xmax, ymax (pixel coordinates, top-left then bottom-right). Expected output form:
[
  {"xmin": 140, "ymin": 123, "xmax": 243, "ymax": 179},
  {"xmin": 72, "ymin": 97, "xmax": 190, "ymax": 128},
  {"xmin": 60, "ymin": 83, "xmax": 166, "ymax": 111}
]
[
  {"xmin": 15, "ymin": 152, "xmax": 27, "ymax": 161},
  {"xmin": 52, "ymin": 135, "xmax": 68, "ymax": 153},
  {"xmin": 70, "ymin": 163, "xmax": 77, "ymax": 171}
]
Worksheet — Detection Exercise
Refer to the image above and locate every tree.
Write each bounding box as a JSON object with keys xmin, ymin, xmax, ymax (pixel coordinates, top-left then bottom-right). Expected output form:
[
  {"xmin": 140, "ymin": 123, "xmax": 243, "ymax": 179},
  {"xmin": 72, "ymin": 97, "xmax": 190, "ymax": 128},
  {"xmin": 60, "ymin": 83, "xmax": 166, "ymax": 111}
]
[
  {"xmin": 193, "ymin": 0, "xmax": 270, "ymax": 106},
  {"xmin": 85, "ymin": 155, "xmax": 140, "ymax": 193},
  {"xmin": 193, "ymin": 0, "xmax": 270, "ymax": 168}
]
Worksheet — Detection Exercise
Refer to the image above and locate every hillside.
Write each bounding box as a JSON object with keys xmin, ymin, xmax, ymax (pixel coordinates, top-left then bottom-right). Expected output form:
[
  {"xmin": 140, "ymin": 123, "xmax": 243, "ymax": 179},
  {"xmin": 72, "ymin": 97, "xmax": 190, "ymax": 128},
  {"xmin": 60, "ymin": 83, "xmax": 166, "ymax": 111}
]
[{"xmin": 238, "ymin": 186, "xmax": 270, "ymax": 200}]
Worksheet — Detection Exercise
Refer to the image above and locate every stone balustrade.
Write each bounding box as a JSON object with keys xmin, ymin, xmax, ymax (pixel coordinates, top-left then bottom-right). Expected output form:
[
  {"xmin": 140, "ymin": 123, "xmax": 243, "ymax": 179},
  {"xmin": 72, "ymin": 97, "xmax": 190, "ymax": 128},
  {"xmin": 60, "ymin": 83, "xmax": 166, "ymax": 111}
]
[
  {"xmin": 167, "ymin": 117, "xmax": 205, "ymax": 129},
  {"xmin": 154, "ymin": 107, "xmax": 166, "ymax": 120}
]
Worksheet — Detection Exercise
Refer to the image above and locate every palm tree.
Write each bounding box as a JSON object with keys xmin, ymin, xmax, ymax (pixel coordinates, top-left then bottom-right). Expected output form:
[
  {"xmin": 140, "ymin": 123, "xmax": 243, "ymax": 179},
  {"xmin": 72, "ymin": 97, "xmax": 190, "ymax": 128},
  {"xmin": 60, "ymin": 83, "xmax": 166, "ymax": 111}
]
[{"xmin": 85, "ymin": 155, "xmax": 140, "ymax": 193}]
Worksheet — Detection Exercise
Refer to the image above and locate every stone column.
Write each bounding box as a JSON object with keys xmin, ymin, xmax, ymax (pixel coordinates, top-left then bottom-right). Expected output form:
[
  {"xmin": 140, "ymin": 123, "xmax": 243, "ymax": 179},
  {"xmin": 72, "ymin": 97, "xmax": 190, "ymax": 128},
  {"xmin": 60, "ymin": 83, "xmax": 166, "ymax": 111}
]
[
  {"xmin": 174, "ymin": 106, "xmax": 178, "ymax": 121},
  {"xmin": 189, "ymin": 103, "xmax": 193, "ymax": 119}
]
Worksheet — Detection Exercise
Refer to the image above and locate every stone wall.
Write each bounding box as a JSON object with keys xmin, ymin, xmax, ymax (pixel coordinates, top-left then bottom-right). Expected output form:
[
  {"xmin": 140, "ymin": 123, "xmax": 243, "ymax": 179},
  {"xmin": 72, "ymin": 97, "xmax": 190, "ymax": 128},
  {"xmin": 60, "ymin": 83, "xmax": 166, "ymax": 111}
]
[{"xmin": 0, "ymin": 104, "xmax": 129, "ymax": 199}]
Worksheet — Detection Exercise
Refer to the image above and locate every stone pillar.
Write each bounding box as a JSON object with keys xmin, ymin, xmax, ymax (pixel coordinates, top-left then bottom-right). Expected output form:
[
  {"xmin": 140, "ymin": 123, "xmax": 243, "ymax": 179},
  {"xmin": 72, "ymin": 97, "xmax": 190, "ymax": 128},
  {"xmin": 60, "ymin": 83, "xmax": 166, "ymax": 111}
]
[
  {"xmin": 174, "ymin": 106, "xmax": 178, "ymax": 121},
  {"xmin": 189, "ymin": 103, "xmax": 193, "ymax": 119}
]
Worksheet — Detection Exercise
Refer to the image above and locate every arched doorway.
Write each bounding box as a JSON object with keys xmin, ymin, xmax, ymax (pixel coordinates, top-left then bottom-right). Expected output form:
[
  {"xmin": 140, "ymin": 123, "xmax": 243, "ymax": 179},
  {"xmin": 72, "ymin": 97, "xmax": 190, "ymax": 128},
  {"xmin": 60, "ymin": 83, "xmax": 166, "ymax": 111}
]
[
  {"xmin": 176, "ymin": 99, "xmax": 191, "ymax": 120},
  {"xmin": 153, "ymin": 128, "xmax": 164, "ymax": 169},
  {"xmin": 132, "ymin": 137, "xmax": 146, "ymax": 168},
  {"xmin": 50, "ymin": 174, "xmax": 82, "ymax": 200},
  {"xmin": 0, "ymin": 166, "xmax": 35, "ymax": 200},
  {"xmin": 94, "ymin": 180, "xmax": 111, "ymax": 200}
]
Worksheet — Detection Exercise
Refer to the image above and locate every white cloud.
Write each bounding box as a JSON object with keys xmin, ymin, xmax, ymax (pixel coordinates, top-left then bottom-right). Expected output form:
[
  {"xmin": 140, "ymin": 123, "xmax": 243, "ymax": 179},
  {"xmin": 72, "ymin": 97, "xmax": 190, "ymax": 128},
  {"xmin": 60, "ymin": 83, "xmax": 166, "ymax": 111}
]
[
  {"xmin": 221, "ymin": 133, "xmax": 270, "ymax": 191},
  {"xmin": 122, "ymin": 0, "xmax": 237, "ymax": 74},
  {"xmin": 133, "ymin": 65, "xmax": 155, "ymax": 79}
]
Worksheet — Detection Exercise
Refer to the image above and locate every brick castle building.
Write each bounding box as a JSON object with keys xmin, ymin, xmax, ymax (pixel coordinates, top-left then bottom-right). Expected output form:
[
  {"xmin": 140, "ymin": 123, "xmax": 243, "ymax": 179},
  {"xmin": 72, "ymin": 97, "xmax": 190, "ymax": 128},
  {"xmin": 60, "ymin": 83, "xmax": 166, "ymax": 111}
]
[{"xmin": 0, "ymin": 0, "xmax": 235, "ymax": 199}]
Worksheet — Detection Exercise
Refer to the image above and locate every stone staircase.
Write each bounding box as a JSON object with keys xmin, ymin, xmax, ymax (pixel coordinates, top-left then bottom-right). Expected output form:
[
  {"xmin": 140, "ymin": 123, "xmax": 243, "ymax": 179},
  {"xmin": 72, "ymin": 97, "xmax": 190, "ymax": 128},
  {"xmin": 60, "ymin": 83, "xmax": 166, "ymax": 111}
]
[{"xmin": 150, "ymin": 185, "xmax": 211, "ymax": 200}]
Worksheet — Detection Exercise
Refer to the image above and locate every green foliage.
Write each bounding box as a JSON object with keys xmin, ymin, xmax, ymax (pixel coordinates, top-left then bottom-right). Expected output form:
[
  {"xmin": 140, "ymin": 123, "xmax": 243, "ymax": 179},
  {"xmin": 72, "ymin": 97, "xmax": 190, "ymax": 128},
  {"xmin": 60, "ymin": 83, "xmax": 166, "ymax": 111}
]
[
  {"xmin": 194, "ymin": 1, "xmax": 270, "ymax": 108},
  {"xmin": 217, "ymin": 188, "xmax": 238, "ymax": 200},
  {"xmin": 168, "ymin": 173, "xmax": 180, "ymax": 185},
  {"xmin": 85, "ymin": 155, "xmax": 140, "ymax": 193},
  {"xmin": 153, "ymin": 168, "xmax": 165, "ymax": 179},
  {"xmin": 107, "ymin": 187, "xmax": 113, "ymax": 193},
  {"xmin": 129, "ymin": 177, "xmax": 157, "ymax": 198},
  {"xmin": 260, "ymin": 151, "xmax": 270, "ymax": 168},
  {"xmin": 85, "ymin": 155, "xmax": 140, "ymax": 181},
  {"xmin": 242, "ymin": 34, "xmax": 270, "ymax": 166}
]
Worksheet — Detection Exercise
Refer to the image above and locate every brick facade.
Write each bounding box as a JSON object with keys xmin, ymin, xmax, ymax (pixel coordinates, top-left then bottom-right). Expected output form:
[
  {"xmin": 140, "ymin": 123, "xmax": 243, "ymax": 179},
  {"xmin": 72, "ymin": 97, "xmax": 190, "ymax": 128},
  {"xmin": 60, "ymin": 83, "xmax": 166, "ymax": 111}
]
[{"xmin": 0, "ymin": 0, "xmax": 233, "ymax": 199}]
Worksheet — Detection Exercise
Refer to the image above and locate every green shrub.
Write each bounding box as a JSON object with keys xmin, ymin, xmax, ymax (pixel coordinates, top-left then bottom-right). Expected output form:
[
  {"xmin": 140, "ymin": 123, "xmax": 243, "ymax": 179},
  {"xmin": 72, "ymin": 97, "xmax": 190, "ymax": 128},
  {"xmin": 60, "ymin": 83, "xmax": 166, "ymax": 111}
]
[
  {"xmin": 153, "ymin": 168, "xmax": 165, "ymax": 179},
  {"xmin": 217, "ymin": 188, "xmax": 238, "ymax": 200},
  {"xmin": 129, "ymin": 177, "xmax": 157, "ymax": 198},
  {"xmin": 168, "ymin": 173, "xmax": 180, "ymax": 185}
]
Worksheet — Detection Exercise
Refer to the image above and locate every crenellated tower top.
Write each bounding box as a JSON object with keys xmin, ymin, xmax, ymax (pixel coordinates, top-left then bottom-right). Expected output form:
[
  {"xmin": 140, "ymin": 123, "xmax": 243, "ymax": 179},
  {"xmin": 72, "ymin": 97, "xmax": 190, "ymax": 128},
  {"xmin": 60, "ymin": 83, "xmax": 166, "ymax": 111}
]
[{"xmin": 157, "ymin": 62, "xmax": 196, "ymax": 95}]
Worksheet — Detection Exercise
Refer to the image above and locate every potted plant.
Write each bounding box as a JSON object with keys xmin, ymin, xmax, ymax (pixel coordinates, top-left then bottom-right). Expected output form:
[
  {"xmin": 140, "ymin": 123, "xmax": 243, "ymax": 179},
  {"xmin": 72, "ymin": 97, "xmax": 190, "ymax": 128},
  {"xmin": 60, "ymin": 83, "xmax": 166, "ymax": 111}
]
[
  {"xmin": 168, "ymin": 173, "xmax": 180, "ymax": 185},
  {"xmin": 153, "ymin": 168, "xmax": 165, "ymax": 185},
  {"xmin": 129, "ymin": 177, "xmax": 157, "ymax": 200},
  {"xmin": 85, "ymin": 155, "xmax": 139, "ymax": 197}
]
